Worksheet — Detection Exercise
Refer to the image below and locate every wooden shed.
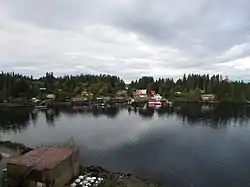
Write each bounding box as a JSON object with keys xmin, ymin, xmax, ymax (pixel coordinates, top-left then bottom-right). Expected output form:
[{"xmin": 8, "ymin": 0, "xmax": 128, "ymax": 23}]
[{"xmin": 7, "ymin": 146, "xmax": 80, "ymax": 187}]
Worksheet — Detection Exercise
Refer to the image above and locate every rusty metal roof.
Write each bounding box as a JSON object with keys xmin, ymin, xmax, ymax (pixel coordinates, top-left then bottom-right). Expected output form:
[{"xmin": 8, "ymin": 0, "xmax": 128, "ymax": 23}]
[{"xmin": 8, "ymin": 146, "xmax": 74, "ymax": 170}]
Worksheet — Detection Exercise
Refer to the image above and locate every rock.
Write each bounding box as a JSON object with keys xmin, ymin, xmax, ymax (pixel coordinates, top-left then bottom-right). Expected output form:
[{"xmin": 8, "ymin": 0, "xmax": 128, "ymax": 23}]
[{"xmin": 0, "ymin": 153, "xmax": 2, "ymax": 160}]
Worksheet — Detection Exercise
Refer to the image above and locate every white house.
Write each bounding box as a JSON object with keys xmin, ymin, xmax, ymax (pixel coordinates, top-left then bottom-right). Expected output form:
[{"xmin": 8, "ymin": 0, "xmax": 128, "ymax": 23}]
[
  {"xmin": 152, "ymin": 94, "xmax": 162, "ymax": 100},
  {"xmin": 136, "ymin": 89, "xmax": 147, "ymax": 98}
]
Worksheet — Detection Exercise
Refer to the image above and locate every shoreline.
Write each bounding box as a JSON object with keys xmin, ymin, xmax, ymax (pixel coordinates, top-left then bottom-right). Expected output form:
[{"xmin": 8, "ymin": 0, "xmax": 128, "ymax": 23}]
[{"xmin": 0, "ymin": 100, "xmax": 250, "ymax": 108}]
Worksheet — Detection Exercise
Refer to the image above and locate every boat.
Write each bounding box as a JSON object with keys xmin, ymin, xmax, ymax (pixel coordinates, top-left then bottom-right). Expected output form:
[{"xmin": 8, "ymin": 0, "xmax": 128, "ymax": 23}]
[
  {"xmin": 155, "ymin": 100, "xmax": 162, "ymax": 105},
  {"xmin": 148, "ymin": 94, "xmax": 163, "ymax": 106}
]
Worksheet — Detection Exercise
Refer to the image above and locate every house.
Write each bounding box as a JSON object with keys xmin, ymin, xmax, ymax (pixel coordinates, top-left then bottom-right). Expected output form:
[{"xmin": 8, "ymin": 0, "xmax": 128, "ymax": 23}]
[
  {"xmin": 201, "ymin": 94, "xmax": 215, "ymax": 101},
  {"xmin": 125, "ymin": 84, "xmax": 129, "ymax": 90},
  {"xmin": 134, "ymin": 89, "xmax": 147, "ymax": 98},
  {"xmin": 114, "ymin": 90, "xmax": 127, "ymax": 102},
  {"xmin": 150, "ymin": 90, "xmax": 156, "ymax": 96},
  {"xmin": 175, "ymin": 92, "xmax": 182, "ymax": 96},
  {"xmin": 7, "ymin": 146, "xmax": 79, "ymax": 187},
  {"xmin": 152, "ymin": 94, "xmax": 162, "ymax": 100}
]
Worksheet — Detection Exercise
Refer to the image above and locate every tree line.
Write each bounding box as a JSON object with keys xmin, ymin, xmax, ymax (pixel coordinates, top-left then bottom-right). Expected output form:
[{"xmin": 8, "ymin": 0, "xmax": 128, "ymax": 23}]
[
  {"xmin": 130, "ymin": 74, "xmax": 250, "ymax": 102},
  {"xmin": 0, "ymin": 72, "xmax": 250, "ymax": 103},
  {"xmin": 0, "ymin": 72, "xmax": 125, "ymax": 102}
]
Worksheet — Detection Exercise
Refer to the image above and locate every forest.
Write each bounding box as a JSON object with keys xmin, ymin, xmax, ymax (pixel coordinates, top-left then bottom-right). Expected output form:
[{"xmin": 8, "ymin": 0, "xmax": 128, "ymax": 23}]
[{"xmin": 0, "ymin": 72, "xmax": 250, "ymax": 103}]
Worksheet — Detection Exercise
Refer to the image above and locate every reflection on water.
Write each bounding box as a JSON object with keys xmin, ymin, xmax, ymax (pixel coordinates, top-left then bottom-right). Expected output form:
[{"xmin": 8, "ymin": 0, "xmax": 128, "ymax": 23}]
[
  {"xmin": 1, "ymin": 104, "xmax": 250, "ymax": 130},
  {"xmin": 0, "ymin": 107, "xmax": 31, "ymax": 132},
  {"xmin": 1, "ymin": 104, "xmax": 250, "ymax": 187},
  {"xmin": 175, "ymin": 104, "xmax": 250, "ymax": 128}
]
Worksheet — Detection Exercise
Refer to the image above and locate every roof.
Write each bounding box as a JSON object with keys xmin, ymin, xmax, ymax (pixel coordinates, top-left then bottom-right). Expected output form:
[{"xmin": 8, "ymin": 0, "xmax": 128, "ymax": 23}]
[{"xmin": 8, "ymin": 146, "xmax": 73, "ymax": 171}]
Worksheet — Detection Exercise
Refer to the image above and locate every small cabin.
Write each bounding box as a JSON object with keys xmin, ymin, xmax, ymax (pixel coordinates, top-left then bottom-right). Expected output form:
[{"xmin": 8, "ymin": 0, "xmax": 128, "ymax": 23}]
[
  {"xmin": 134, "ymin": 89, "xmax": 147, "ymax": 98},
  {"xmin": 7, "ymin": 146, "xmax": 79, "ymax": 187}
]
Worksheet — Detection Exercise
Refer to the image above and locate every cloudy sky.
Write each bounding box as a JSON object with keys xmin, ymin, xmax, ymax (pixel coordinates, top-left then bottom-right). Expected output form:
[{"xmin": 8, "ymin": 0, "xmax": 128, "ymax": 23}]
[{"xmin": 0, "ymin": 0, "xmax": 250, "ymax": 81}]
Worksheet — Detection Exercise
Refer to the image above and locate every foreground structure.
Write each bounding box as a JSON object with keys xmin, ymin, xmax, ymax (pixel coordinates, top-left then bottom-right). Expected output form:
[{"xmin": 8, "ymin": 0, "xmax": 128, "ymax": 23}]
[{"xmin": 7, "ymin": 146, "xmax": 79, "ymax": 187}]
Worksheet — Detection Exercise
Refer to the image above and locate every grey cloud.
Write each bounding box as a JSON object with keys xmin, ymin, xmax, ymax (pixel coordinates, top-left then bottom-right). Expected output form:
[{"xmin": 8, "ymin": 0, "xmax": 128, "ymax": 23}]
[
  {"xmin": 118, "ymin": 0, "xmax": 250, "ymax": 51},
  {"xmin": 2, "ymin": 0, "xmax": 125, "ymax": 29},
  {"xmin": 2, "ymin": 0, "xmax": 85, "ymax": 29},
  {"xmin": 1, "ymin": 0, "xmax": 250, "ymax": 80},
  {"xmin": 3, "ymin": 0, "xmax": 250, "ymax": 52}
]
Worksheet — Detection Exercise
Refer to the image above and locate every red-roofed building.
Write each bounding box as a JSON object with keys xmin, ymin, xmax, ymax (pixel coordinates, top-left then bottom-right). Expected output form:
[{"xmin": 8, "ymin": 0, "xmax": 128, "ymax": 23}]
[
  {"xmin": 7, "ymin": 146, "xmax": 79, "ymax": 187},
  {"xmin": 150, "ymin": 90, "xmax": 156, "ymax": 96}
]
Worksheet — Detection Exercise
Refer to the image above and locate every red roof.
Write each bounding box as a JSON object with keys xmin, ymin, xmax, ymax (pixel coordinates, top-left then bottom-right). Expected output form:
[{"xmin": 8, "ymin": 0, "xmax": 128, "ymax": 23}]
[{"xmin": 8, "ymin": 146, "xmax": 74, "ymax": 170}]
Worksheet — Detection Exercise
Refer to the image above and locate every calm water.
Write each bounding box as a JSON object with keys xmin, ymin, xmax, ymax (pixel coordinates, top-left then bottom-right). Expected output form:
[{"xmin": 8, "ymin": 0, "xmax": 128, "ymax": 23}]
[{"xmin": 1, "ymin": 104, "xmax": 250, "ymax": 187}]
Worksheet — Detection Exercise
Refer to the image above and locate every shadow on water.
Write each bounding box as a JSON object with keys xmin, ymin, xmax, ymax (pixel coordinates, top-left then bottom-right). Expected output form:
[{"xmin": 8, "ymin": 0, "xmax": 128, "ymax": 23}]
[
  {"xmin": 92, "ymin": 107, "xmax": 120, "ymax": 118},
  {"xmin": 1, "ymin": 104, "xmax": 250, "ymax": 131},
  {"xmin": 138, "ymin": 107, "xmax": 155, "ymax": 119},
  {"xmin": 0, "ymin": 107, "xmax": 32, "ymax": 132},
  {"xmin": 49, "ymin": 105, "xmax": 120, "ymax": 118},
  {"xmin": 128, "ymin": 103, "xmax": 250, "ymax": 129},
  {"xmin": 174, "ymin": 103, "xmax": 250, "ymax": 129}
]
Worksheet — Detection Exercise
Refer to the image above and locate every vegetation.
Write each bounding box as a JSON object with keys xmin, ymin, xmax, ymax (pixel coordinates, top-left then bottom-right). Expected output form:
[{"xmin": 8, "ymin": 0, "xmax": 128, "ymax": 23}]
[
  {"xmin": 0, "ymin": 72, "xmax": 125, "ymax": 103},
  {"xmin": 0, "ymin": 171, "xmax": 7, "ymax": 187},
  {"xmin": 130, "ymin": 74, "xmax": 250, "ymax": 102},
  {"xmin": 0, "ymin": 72, "xmax": 250, "ymax": 103}
]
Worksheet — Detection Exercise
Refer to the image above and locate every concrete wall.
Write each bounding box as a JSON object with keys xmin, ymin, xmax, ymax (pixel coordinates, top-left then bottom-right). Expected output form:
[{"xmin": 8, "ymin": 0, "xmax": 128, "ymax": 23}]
[
  {"xmin": 52, "ymin": 162, "xmax": 79, "ymax": 187},
  {"xmin": 7, "ymin": 163, "xmax": 30, "ymax": 178},
  {"xmin": 44, "ymin": 151, "xmax": 79, "ymax": 187},
  {"xmin": 7, "ymin": 163, "xmax": 32, "ymax": 187}
]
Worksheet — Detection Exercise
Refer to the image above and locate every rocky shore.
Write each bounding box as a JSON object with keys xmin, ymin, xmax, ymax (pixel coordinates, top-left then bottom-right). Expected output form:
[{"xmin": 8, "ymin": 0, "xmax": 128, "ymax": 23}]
[
  {"xmin": 80, "ymin": 166, "xmax": 161, "ymax": 187},
  {"xmin": 0, "ymin": 141, "xmax": 162, "ymax": 187}
]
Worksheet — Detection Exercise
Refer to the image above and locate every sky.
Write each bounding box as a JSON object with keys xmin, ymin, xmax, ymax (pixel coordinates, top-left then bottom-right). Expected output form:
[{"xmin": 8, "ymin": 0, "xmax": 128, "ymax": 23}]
[{"xmin": 0, "ymin": 0, "xmax": 250, "ymax": 82}]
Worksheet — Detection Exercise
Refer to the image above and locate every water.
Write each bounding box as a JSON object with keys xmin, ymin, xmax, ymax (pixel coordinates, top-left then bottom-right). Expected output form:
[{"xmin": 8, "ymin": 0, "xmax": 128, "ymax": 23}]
[{"xmin": 1, "ymin": 104, "xmax": 250, "ymax": 187}]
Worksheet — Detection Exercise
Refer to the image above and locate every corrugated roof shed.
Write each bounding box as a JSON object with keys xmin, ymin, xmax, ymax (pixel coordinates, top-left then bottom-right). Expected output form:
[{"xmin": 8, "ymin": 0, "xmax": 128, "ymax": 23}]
[{"xmin": 8, "ymin": 146, "xmax": 73, "ymax": 171}]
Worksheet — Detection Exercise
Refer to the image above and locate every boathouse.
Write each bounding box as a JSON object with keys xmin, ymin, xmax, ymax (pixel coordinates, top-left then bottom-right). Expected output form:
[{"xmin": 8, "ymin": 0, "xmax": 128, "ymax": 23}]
[{"xmin": 7, "ymin": 146, "xmax": 80, "ymax": 187}]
